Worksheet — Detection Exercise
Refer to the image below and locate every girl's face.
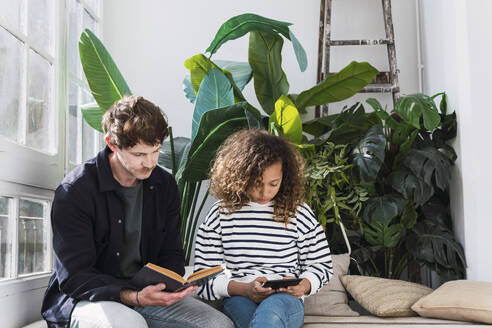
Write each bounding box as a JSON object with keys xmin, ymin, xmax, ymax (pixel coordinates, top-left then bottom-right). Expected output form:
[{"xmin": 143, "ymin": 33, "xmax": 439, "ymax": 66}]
[{"xmin": 247, "ymin": 160, "xmax": 283, "ymax": 204}]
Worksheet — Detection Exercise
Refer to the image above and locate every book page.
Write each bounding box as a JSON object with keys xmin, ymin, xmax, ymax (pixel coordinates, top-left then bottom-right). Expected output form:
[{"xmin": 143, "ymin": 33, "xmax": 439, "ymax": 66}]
[
  {"xmin": 146, "ymin": 263, "xmax": 186, "ymax": 284},
  {"xmin": 186, "ymin": 266, "xmax": 223, "ymax": 283}
]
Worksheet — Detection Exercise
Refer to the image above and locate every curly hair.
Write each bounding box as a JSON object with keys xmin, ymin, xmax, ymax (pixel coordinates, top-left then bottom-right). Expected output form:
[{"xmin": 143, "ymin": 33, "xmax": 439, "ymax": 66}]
[
  {"xmin": 209, "ymin": 129, "xmax": 305, "ymax": 223},
  {"xmin": 102, "ymin": 95, "xmax": 169, "ymax": 149}
]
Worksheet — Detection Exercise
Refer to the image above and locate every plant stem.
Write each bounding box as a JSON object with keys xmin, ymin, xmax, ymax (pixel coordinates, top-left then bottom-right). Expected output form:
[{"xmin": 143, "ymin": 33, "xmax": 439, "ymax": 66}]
[
  {"xmin": 185, "ymin": 190, "xmax": 209, "ymax": 263},
  {"xmin": 169, "ymin": 126, "xmax": 176, "ymax": 177},
  {"xmin": 184, "ymin": 181, "xmax": 202, "ymax": 250},
  {"xmin": 388, "ymin": 248, "xmax": 395, "ymax": 278}
]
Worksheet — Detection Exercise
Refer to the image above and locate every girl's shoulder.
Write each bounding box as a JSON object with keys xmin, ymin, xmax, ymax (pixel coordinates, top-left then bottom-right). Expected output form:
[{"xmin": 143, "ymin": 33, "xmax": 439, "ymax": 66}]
[{"xmin": 294, "ymin": 203, "xmax": 320, "ymax": 228}]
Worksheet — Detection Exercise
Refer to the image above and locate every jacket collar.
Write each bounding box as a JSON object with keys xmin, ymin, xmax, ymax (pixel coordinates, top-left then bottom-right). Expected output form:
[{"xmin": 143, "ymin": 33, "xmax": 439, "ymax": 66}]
[{"xmin": 96, "ymin": 145, "xmax": 163, "ymax": 192}]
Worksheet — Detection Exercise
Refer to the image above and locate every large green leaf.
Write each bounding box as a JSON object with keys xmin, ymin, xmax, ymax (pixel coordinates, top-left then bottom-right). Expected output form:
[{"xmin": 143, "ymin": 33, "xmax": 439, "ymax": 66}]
[
  {"xmin": 206, "ymin": 13, "xmax": 291, "ymax": 55},
  {"xmin": 362, "ymin": 194, "xmax": 404, "ymax": 224},
  {"xmin": 404, "ymin": 148, "xmax": 451, "ymax": 191},
  {"xmin": 288, "ymin": 30, "xmax": 307, "ymax": 72},
  {"xmin": 183, "ymin": 74, "xmax": 196, "ymax": 104},
  {"xmin": 79, "ymin": 29, "xmax": 131, "ymax": 111},
  {"xmin": 389, "ymin": 169, "xmax": 434, "ymax": 206},
  {"xmin": 81, "ymin": 103, "xmax": 104, "ymax": 133},
  {"xmin": 351, "ymin": 124, "xmax": 386, "ymax": 182},
  {"xmin": 296, "ymin": 61, "xmax": 378, "ymax": 110},
  {"xmin": 364, "ymin": 221, "xmax": 403, "ymax": 248},
  {"xmin": 184, "ymin": 54, "xmax": 245, "ymax": 102},
  {"xmin": 394, "ymin": 94, "xmax": 441, "ymax": 131},
  {"xmin": 183, "ymin": 60, "xmax": 253, "ymax": 105},
  {"xmin": 249, "ymin": 31, "xmax": 289, "ymax": 114},
  {"xmin": 269, "ymin": 95, "xmax": 302, "ymax": 144},
  {"xmin": 214, "ymin": 60, "xmax": 253, "ymax": 91},
  {"xmin": 182, "ymin": 103, "xmax": 252, "ymax": 182},
  {"xmin": 192, "ymin": 68, "xmax": 234, "ymax": 140},
  {"xmin": 159, "ymin": 136, "xmax": 191, "ymax": 172},
  {"xmin": 408, "ymin": 221, "xmax": 466, "ymax": 278}
]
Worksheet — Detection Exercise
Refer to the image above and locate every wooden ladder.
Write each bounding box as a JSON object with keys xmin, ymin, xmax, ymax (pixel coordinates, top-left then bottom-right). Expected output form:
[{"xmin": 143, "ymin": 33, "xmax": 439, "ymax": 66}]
[{"xmin": 316, "ymin": 0, "xmax": 400, "ymax": 117}]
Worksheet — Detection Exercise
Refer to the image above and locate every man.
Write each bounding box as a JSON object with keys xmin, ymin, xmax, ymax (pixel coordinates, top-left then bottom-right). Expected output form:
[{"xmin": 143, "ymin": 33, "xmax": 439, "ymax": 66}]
[{"xmin": 41, "ymin": 95, "xmax": 234, "ymax": 328}]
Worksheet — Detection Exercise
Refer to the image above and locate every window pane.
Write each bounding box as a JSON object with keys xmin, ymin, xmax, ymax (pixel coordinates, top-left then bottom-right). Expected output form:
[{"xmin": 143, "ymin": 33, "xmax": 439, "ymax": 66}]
[
  {"xmin": 27, "ymin": 0, "xmax": 54, "ymax": 55},
  {"xmin": 82, "ymin": 90, "xmax": 96, "ymax": 161},
  {"xmin": 0, "ymin": 197, "xmax": 10, "ymax": 279},
  {"xmin": 0, "ymin": 27, "xmax": 23, "ymax": 142},
  {"xmin": 68, "ymin": 0, "xmax": 81, "ymax": 76},
  {"xmin": 68, "ymin": 83, "xmax": 80, "ymax": 164},
  {"xmin": 18, "ymin": 199, "xmax": 49, "ymax": 275},
  {"xmin": 0, "ymin": 0, "xmax": 24, "ymax": 31},
  {"xmin": 26, "ymin": 49, "xmax": 55, "ymax": 153}
]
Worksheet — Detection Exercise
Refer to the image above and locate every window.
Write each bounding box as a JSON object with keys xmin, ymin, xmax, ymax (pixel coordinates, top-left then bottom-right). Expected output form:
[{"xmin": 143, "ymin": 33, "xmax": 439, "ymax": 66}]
[
  {"xmin": 0, "ymin": 0, "xmax": 103, "ymax": 285},
  {"xmin": 67, "ymin": 0, "xmax": 103, "ymax": 167},
  {"xmin": 0, "ymin": 186, "xmax": 52, "ymax": 281},
  {"xmin": 0, "ymin": 0, "xmax": 55, "ymax": 154},
  {"xmin": 0, "ymin": 0, "xmax": 62, "ymax": 190}
]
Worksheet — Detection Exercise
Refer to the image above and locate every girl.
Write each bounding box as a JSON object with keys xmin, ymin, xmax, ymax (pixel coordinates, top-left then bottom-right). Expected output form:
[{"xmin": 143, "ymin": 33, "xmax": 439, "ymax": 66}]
[{"xmin": 194, "ymin": 129, "xmax": 333, "ymax": 328}]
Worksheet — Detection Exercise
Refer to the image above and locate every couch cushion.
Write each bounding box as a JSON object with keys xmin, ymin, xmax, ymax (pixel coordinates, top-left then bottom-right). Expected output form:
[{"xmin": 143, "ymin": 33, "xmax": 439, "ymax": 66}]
[
  {"xmin": 304, "ymin": 254, "xmax": 359, "ymax": 316},
  {"xmin": 340, "ymin": 275, "xmax": 432, "ymax": 317},
  {"xmin": 411, "ymin": 280, "xmax": 492, "ymax": 324}
]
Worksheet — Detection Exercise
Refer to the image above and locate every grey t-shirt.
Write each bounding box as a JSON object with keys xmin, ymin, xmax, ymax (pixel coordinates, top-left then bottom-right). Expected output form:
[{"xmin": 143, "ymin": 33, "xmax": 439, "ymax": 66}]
[{"xmin": 116, "ymin": 182, "xmax": 143, "ymax": 278}]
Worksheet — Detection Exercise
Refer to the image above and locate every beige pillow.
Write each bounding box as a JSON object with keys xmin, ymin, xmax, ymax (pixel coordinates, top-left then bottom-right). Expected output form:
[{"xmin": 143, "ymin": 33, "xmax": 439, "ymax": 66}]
[
  {"xmin": 411, "ymin": 280, "xmax": 492, "ymax": 324},
  {"xmin": 304, "ymin": 254, "xmax": 359, "ymax": 316},
  {"xmin": 340, "ymin": 275, "xmax": 432, "ymax": 317}
]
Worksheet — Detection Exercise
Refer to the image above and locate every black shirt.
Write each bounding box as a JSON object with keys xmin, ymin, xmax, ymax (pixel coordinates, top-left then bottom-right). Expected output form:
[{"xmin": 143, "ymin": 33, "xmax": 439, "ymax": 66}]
[{"xmin": 41, "ymin": 146, "xmax": 185, "ymax": 328}]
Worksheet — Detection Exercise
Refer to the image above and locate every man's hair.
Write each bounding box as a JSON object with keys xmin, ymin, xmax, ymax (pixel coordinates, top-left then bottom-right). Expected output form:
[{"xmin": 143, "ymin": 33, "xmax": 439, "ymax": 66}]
[
  {"xmin": 102, "ymin": 95, "xmax": 169, "ymax": 149},
  {"xmin": 209, "ymin": 129, "xmax": 305, "ymax": 223}
]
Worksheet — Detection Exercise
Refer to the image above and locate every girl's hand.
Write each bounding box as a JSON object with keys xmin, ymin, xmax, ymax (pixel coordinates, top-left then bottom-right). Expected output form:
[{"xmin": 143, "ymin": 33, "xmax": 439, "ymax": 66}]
[
  {"xmin": 245, "ymin": 277, "xmax": 275, "ymax": 303},
  {"xmin": 278, "ymin": 277, "xmax": 311, "ymax": 298}
]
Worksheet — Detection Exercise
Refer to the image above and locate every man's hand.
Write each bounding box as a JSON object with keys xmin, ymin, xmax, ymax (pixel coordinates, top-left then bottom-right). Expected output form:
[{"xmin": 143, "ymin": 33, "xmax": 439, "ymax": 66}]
[
  {"xmin": 244, "ymin": 277, "xmax": 276, "ymax": 304},
  {"xmin": 120, "ymin": 283, "xmax": 198, "ymax": 307},
  {"xmin": 278, "ymin": 277, "xmax": 311, "ymax": 298}
]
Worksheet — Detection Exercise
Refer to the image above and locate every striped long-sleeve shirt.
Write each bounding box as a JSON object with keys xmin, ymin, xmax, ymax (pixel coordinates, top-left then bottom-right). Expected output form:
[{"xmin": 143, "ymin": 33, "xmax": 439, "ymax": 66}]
[{"xmin": 194, "ymin": 201, "xmax": 333, "ymax": 301}]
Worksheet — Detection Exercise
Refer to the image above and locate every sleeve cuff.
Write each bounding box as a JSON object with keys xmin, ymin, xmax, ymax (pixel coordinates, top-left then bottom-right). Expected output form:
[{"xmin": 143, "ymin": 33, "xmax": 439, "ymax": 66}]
[
  {"xmin": 213, "ymin": 274, "xmax": 230, "ymax": 298},
  {"xmin": 300, "ymin": 271, "xmax": 321, "ymax": 296}
]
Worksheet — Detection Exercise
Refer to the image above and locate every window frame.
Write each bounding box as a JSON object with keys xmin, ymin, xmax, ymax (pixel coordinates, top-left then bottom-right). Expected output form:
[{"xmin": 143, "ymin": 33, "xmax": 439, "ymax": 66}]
[
  {"xmin": 0, "ymin": 0, "xmax": 64, "ymax": 190},
  {"xmin": 0, "ymin": 180, "xmax": 53, "ymax": 284},
  {"xmin": 0, "ymin": 0, "xmax": 103, "ymax": 291},
  {"xmin": 66, "ymin": 0, "xmax": 104, "ymax": 171}
]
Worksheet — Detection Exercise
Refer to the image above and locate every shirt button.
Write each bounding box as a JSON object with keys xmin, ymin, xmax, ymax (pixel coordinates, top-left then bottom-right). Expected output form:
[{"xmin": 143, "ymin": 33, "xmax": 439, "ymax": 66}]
[
  {"xmin": 149, "ymin": 185, "xmax": 155, "ymax": 190},
  {"xmin": 116, "ymin": 252, "xmax": 120, "ymax": 256},
  {"xmin": 118, "ymin": 219, "xmax": 122, "ymax": 224}
]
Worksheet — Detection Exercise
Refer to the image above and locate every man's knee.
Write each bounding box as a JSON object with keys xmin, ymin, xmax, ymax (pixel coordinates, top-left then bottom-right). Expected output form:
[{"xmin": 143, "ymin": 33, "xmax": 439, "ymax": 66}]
[{"xmin": 71, "ymin": 301, "xmax": 148, "ymax": 328}]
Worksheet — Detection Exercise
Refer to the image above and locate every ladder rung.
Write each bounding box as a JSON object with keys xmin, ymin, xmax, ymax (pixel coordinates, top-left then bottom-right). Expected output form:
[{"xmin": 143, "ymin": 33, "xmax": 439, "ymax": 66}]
[
  {"xmin": 330, "ymin": 39, "xmax": 394, "ymax": 46},
  {"xmin": 326, "ymin": 72, "xmax": 391, "ymax": 84},
  {"xmin": 360, "ymin": 85, "xmax": 400, "ymax": 93}
]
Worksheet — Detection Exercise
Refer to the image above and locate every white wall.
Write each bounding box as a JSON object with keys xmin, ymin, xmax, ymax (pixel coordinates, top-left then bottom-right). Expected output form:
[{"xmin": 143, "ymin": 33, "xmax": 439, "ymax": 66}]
[
  {"xmin": 420, "ymin": 0, "xmax": 492, "ymax": 282},
  {"xmin": 103, "ymin": 0, "xmax": 418, "ymax": 136}
]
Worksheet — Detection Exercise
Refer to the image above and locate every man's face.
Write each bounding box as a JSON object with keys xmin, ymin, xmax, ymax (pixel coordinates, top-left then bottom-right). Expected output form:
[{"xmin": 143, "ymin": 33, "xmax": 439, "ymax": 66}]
[{"xmin": 115, "ymin": 142, "xmax": 161, "ymax": 181}]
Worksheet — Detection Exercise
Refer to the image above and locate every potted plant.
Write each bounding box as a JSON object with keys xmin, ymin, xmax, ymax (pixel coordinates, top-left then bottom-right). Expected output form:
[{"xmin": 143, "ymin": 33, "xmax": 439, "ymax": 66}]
[{"xmin": 303, "ymin": 94, "xmax": 466, "ymax": 283}]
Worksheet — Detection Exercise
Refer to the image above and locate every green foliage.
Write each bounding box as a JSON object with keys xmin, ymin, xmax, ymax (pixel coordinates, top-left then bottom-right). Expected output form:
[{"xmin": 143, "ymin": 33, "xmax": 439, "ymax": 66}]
[
  {"xmin": 78, "ymin": 29, "xmax": 131, "ymax": 113},
  {"xmin": 248, "ymin": 31, "xmax": 289, "ymax": 114},
  {"xmin": 304, "ymin": 142, "xmax": 368, "ymax": 229},
  {"xmin": 268, "ymin": 95, "xmax": 302, "ymax": 144},
  {"xmin": 304, "ymin": 93, "xmax": 466, "ymax": 284}
]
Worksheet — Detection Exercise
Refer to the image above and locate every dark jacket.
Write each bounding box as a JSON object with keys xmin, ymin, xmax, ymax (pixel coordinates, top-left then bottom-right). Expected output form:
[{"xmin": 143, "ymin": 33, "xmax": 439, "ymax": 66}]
[{"xmin": 41, "ymin": 146, "xmax": 185, "ymax": 328}]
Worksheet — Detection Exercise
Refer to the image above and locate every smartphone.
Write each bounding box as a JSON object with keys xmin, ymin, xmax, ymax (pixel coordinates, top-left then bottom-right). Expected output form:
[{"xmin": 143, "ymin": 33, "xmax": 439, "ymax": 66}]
[{"xmin": 262, "ymin": 278, "xmax": 302, "ymax": 289}]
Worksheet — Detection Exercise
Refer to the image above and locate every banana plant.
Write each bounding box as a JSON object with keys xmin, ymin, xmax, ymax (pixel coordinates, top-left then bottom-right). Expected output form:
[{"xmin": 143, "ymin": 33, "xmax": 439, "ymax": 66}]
[
  {"xmin": 182, "ymin": 13, "xmax": 378, "ymax": 149},
  {"xmin": 78, "ymin": 29, "xmax": 259, "ymax": 263}
]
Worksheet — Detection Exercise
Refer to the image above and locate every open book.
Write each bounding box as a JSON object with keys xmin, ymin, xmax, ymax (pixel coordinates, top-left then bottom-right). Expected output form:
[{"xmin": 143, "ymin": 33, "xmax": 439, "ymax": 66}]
[{"xmin": 130, "ymin": 263, "xmax": 224, "ymax": 292}]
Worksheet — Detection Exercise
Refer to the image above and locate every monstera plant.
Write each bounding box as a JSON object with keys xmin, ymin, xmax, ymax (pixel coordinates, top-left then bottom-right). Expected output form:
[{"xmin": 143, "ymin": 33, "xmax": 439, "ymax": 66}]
[{"xmin": 303, "ymin": 93, "xmax": 466, "ymax": 283}]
